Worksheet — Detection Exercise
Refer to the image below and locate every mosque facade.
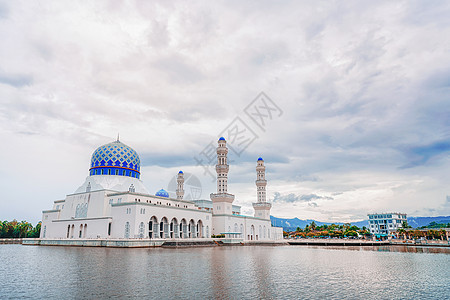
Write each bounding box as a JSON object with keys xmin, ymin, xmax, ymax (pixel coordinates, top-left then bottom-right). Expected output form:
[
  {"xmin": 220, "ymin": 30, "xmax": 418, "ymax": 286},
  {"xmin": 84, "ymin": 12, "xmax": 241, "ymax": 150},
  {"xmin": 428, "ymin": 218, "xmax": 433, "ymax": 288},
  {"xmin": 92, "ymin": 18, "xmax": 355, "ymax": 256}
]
[{"xmin": 40, "ymin": 137, "xmax": 283, "ymax": 241}]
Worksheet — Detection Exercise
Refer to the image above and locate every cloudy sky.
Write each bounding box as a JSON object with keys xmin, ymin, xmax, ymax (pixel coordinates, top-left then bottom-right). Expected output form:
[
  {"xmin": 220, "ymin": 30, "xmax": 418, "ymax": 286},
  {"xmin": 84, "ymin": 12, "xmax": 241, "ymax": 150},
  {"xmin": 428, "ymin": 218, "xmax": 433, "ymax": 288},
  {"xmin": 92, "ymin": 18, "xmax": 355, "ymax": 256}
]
[{"xmin": 0, "ymin": 1, "xmax": 449, "ymax": 224}]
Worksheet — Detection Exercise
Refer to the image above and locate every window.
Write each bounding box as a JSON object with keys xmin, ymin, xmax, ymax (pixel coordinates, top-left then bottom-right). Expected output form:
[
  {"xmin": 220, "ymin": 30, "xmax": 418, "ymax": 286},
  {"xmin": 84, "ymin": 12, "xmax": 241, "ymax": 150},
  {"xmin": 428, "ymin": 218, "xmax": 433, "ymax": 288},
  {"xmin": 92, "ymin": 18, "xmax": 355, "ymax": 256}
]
[
  {"xmin": 139, "ymin": 222, "xmax": 145, "ymax": 238},
  {"xmin": 109, "ymin": 199, "xmax": 113, "ymax": 204},
  {"xmin": 124, "ymin": 222, "xmax": 130, "ymax": 238}
]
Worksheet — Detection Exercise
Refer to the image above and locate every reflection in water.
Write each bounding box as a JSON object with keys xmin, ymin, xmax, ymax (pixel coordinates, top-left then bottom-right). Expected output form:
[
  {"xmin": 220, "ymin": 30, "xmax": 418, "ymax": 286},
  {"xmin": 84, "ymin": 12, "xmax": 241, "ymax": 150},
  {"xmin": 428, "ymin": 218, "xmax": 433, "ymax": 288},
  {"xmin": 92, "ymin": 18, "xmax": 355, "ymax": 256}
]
[
  {"xmin": 0, "ymin": 245, "xmax": 448, "ymax": 299},
  {"xmin": 306, "ymin": 245, "xmax": 450, "ymax": 254}
]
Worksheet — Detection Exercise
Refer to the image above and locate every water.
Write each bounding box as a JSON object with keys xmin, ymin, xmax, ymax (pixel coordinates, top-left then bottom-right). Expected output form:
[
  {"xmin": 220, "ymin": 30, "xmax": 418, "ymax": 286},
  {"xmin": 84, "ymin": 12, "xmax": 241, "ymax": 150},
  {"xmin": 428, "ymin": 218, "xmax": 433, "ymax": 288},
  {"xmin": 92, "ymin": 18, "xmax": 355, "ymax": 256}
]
[{"xmin": 0, "ymin": 245, "xmax": 449, "ymax": 299}]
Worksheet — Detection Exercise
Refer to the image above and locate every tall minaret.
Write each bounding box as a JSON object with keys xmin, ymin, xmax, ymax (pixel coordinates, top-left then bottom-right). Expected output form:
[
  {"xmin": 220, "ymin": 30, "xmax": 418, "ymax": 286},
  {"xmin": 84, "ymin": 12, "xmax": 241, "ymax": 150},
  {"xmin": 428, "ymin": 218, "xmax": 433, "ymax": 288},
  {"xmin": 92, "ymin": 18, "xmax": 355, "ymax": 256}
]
[
  {"xmin": 176, "ymin": 171, "xmax": 184, "ymax": 200},
  {"xmin": 253, "ymin": 157, "xmax": 271, "ymax": 219},
  {"xmin": 210, "ymin": 137, "xmax": 235, "ymax": 215}
]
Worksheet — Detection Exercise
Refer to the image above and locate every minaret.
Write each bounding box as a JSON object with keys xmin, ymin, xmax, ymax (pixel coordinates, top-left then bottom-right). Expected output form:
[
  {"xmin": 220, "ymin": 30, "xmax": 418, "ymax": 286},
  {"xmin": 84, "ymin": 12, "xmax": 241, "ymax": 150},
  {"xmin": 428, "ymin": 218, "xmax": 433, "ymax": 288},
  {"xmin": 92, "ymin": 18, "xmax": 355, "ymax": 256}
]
[
  {"xmin": 210, "ymin": 137, "xmax": 235, "ymax": 214},
  {"xmin": 253, "ymin": 157, "xmax": 271, "ymax": 219},
  {"xmin": 176, "ymin": 171, "xmax": 184, "ymax": 200}
]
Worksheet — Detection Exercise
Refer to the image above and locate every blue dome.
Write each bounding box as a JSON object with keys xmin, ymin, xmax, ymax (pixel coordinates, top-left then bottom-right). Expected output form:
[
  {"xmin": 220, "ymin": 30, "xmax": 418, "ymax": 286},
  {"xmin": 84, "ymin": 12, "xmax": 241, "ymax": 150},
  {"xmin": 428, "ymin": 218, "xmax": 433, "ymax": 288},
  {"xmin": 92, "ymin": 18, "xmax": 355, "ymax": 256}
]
[
  {"xmin": 178, "ymin": 170, "xmax": 183, "ymax": 174},
  {"xmin": 258, "ymin": 157, "xmax": 263, "ymax": 161},
  {"xmin": 89, "ymin": 140, "xmax": 140, "ymax": 179},
  {"xmin": 219, "ymin": 137, "xmax": 225, "ymax": 141},
  {"xmin": 155, "ymin": 189, "xmax": 169, "ymax": 198}
]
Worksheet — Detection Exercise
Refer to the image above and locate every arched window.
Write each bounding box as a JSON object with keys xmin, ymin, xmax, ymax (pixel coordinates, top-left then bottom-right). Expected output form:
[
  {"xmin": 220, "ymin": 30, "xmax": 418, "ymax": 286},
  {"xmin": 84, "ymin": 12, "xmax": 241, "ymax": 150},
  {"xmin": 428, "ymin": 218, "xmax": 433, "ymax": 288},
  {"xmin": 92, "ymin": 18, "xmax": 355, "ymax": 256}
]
[
  {"xmin": 67, "ymin": 225, "xmax": 70, "ymax": 238},
  {"xmin": 206, "ymin": 226, "xmax": 209, "ymax": 238},
  {"xmin": 86, "ymin": 182, "xmax": 91, "ymax": 193},
  {"xmin": 124, "ymin": 222, "xmax": 130, "ymax": 238},
  {"xmin": 129, "ymin": 184, "xmax": 135, "ymax": 193},
  {"xmin": 234, "ymin": 223, "xmax": 238, "ymax": 233}
]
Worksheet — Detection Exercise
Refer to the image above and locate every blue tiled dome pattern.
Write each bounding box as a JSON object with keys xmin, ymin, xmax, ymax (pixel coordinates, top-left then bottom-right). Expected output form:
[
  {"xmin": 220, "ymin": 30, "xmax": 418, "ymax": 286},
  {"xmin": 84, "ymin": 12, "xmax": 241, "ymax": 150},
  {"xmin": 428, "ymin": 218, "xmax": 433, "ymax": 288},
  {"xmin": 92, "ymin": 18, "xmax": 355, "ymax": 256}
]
[
  {"xmin": 258, "ymin": 157, "xmax": 263, "ymax": 161},
  {"xmin": 155, "ymin": 189, "xmax": 169, "ymax": 198},
  {"xmin": 89, "ymin": 140, "xmax": 140, "ymax": 178}
]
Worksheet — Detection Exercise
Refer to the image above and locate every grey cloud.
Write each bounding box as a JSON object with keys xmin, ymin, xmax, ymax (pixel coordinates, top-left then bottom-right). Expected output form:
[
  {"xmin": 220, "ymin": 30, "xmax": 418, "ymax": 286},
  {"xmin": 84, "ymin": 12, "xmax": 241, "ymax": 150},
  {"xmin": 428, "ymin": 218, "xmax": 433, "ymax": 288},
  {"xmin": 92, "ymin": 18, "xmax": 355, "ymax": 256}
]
[
  {"xmin": 399, "ymin": 139, "xmax": 450, "ymax": 169},
  {"xmin": 273, "ymin": 192, "xmax": 333, "ymax": 203},
  {"xmin": 0, "ymin": 72, "xmax": 32, "ymax": 88}
]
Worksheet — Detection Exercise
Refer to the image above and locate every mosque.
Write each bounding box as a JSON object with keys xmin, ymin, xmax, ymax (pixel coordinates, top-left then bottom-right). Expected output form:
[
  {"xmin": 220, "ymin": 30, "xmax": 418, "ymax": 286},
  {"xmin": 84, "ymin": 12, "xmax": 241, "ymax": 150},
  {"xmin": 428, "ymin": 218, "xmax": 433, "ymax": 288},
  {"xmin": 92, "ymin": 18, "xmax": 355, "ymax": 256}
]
[{"xmin": 39, "ymin": 137, "xmax": 283, "ymax": 241}]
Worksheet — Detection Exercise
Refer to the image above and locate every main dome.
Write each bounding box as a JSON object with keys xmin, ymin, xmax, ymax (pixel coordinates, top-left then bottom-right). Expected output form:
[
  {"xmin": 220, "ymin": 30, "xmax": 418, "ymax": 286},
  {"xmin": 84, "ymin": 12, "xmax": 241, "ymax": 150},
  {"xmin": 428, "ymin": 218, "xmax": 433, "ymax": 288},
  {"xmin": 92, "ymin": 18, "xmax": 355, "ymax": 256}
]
[{"xmin": 89, "ymin": 140, "xmax": 141, "ymax": 179}]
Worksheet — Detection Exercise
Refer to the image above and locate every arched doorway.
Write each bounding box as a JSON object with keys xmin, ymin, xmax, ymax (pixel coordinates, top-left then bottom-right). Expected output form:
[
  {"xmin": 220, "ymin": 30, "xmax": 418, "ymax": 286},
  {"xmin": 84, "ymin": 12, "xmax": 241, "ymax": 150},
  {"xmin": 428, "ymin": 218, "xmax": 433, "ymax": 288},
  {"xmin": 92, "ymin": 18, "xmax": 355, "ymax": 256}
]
[
  {"xmin": 160, "ymin": 217, "xmax": 169, "ymax": 238},
  {"xmin": 171, "ymin": 218, "xmax": 178, "ymax": 238},
  {"xmin": 180, "ymin": 219, "xmax": 187, "ymax": 238},
  {"xmin": 149, "ymin": 216, "xmax": 158, "ymax": 239},
  {"xmin": 197, "ymin": 220, "xmax": 203, "ymax": 238},
  {"xmin": 189, "ymin": 219, "xmax": 196, "ymax": 238},
  {"xmin": 250, "ymin": 225, "xmax": 255, "ymax": 240}
]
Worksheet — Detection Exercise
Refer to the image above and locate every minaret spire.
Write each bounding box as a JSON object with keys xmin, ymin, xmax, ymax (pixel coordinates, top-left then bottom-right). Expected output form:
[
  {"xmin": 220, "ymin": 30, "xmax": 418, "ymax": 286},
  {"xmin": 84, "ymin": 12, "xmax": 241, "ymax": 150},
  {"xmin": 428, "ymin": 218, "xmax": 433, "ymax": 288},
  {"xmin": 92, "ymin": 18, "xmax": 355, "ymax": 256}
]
[
  {"xmin": 176, "ymin": 171, "xmax": 185, "ymax": 200},
  {"xmin": 210, "ymin": 137, "xmax": 235, "ymax": 216},
  {"xmin": 117, "ymin": 133, "xmax": 120, "ymax": 142},
  {"xmin": 252, "ymin": 157, "xmax": 271, "ymax": 219}
]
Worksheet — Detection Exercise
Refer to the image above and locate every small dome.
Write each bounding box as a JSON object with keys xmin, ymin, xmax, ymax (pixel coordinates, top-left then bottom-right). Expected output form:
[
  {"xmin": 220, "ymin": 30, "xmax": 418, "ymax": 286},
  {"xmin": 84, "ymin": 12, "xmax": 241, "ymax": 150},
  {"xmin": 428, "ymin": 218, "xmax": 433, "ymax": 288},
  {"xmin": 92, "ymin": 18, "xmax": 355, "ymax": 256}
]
[
  {"xmin": 178, "ymin": 170, "xmax": 183, "ymax": 174},
  {"xmin": 219, "ymin": 137, "xmax": 226, "ymax": 141},
  {"xmin": 258, "ymin": 157, "xmax": 263, "ymax": 161},
  {"xmin": 155, "ymin": 189, "xmax": 169, "ymax": 198}
]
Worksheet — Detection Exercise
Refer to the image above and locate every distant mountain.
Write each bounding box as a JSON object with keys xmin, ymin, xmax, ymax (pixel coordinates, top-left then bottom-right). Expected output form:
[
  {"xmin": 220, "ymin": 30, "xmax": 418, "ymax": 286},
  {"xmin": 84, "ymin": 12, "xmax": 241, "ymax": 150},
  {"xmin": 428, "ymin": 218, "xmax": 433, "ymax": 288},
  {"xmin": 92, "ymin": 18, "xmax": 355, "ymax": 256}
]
[
  {"xmin": 407, "ymin": 216, "xmax": 450, "ymax": 228},
  {"xmin": 270, "ymin": 215, "xmax": 450, "ymax": 231}
]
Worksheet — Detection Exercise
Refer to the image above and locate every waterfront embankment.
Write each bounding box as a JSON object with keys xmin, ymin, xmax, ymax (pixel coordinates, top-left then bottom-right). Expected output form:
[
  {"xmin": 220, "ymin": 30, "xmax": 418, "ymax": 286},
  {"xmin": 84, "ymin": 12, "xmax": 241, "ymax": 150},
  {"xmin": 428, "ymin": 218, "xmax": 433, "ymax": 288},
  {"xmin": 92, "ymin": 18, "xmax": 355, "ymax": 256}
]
[
  {"xmin": 288, "ymin": 238, "xmax": 450, "ymax": 247},
  {"xmin": 21, "ymin": 238, "xmax": 289, "ymax": 248},
  {"xmin": 0, "ymin": 238, "xmax": 23, "ymax": 244},
  {"xmin": 10, "ymin": 238, "xmax": 450, "ymax": 248}
]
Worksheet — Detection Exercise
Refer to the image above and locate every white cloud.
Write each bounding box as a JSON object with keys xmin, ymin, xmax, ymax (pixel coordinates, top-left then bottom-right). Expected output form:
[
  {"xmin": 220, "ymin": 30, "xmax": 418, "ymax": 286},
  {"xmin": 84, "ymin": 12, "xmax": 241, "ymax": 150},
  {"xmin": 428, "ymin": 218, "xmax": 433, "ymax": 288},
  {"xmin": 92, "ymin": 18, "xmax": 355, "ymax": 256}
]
[{"xmin": 0, "ymin": 1, "xmax": 449, "ymax": 224}]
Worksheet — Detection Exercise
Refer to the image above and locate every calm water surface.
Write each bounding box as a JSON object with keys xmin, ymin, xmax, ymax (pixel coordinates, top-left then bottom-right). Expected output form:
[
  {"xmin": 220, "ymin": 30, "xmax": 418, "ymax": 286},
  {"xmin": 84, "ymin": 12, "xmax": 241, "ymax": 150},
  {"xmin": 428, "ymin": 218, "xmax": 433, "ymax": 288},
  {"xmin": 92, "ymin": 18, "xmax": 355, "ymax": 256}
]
[{"xmin": 0, "ymin": 245, "xmax": 449, "ymax": 299}]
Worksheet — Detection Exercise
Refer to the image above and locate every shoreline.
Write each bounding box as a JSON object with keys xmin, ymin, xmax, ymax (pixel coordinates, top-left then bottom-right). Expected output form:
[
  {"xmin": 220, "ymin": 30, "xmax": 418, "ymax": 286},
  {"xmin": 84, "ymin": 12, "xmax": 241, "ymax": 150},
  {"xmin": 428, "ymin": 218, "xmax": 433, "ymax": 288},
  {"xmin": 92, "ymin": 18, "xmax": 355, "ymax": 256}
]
[{"xmin": 2, "ymin": 238, "xmax": 448, "ymax": 248}]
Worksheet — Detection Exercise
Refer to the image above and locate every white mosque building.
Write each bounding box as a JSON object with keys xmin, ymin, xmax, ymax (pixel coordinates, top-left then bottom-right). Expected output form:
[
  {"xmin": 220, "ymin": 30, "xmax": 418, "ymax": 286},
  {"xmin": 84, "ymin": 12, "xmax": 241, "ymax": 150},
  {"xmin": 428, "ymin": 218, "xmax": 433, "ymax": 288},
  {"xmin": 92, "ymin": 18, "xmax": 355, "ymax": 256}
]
[{"xmin": 40, "ymin": 137, "xmax": 283, "ymax": 242}]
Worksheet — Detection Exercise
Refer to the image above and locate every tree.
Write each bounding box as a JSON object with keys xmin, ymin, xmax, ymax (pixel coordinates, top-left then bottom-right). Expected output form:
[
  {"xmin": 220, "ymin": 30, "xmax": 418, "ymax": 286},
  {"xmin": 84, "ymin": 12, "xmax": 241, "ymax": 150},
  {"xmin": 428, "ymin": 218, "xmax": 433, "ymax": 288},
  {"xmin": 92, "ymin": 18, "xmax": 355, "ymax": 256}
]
[
  {"xmin": 310, "ymin": 221, "xmax": 316, "ymax": 231},
  {"xmin": 402, "ymin": 221, "xmax": 412, "ymax": 229}
]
